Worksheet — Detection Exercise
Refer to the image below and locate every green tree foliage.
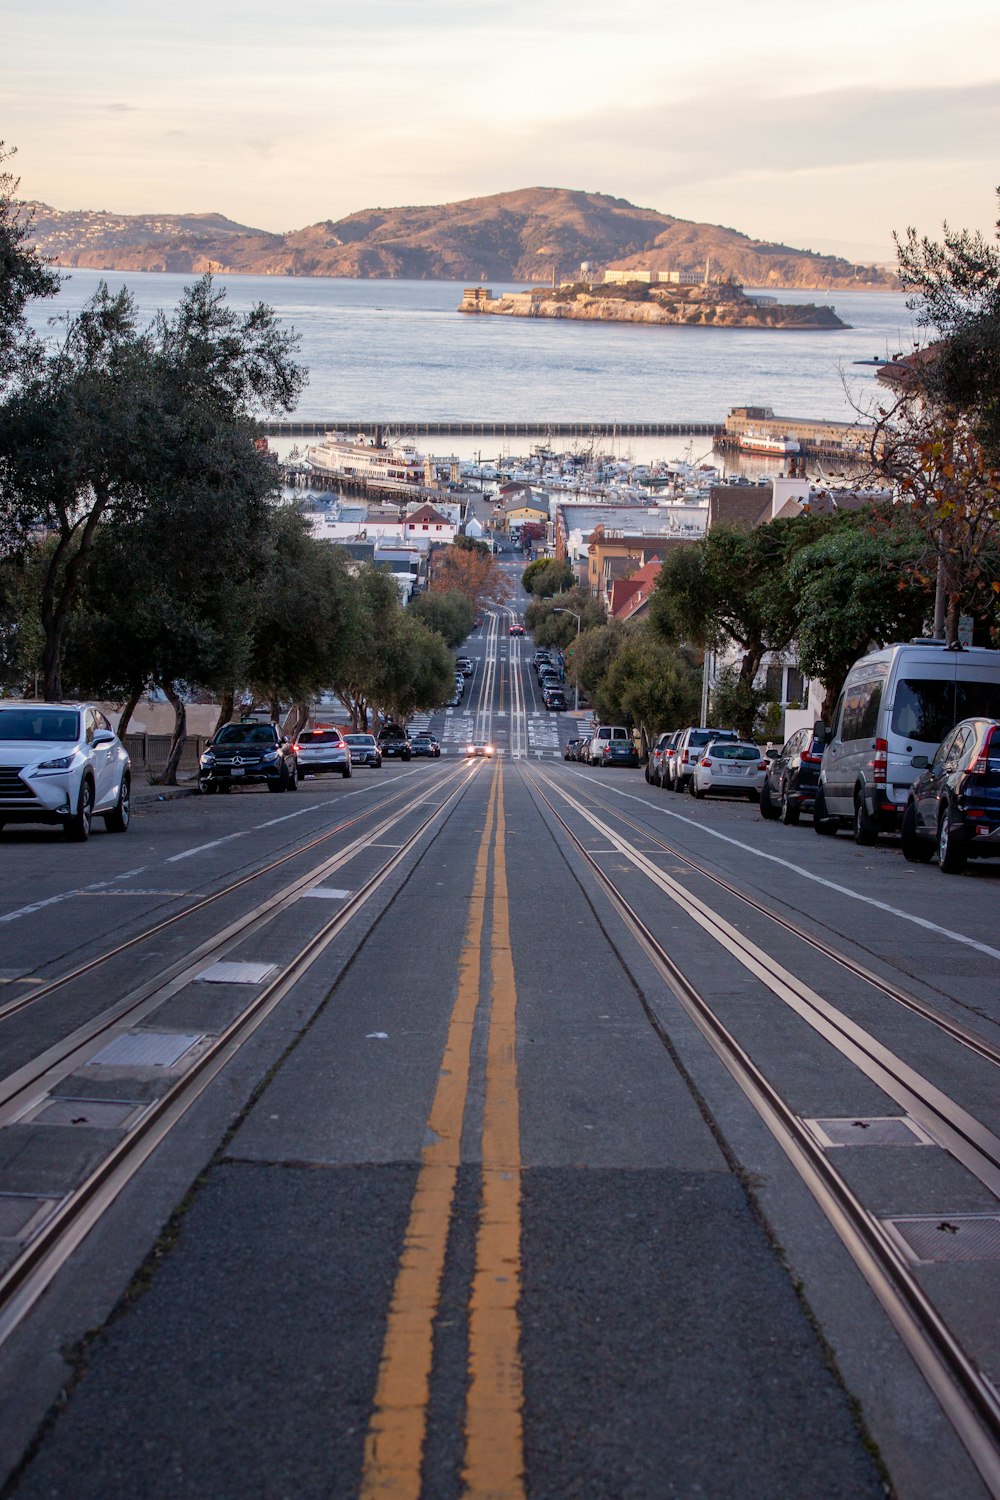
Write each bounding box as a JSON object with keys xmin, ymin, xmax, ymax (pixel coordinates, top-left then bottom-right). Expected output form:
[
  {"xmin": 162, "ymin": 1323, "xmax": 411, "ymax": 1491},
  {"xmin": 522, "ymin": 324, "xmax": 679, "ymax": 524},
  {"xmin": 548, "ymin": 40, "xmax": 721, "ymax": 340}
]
[
  {"xmin": 649, "ymin": 521, "xmax": 816, "ymax": 686},
  {"xmin": 0, "ymin": 143, "xmax": 60, "ymax": 392},
  {"xmin": 451, "ymin": 534, "xmax": 491, "ymax": 557},
  {"xmin": 0, "ymin": 275, "xmax": 305, "ymax": 697},
  {"xmin": 601, "ymin": 627, "xmax": 701, "ymax": 747},
  {"xmin": 408, "ymin": 587, "xmax": 476, "ymax": 647},
  {"xmin": 521, "ymin": 557, "xmax": 574, "ymax": 596},
  {"xmin": 896, "ymin": 192, "xmax": 1000, "ymax": 465},
  {"xmin": 787, "ymin": 509, "xmax": 932, "ymax": 718},
  {"xmin": 524, "ymin": 587, "xmax": 603, "ymax": 647},
  {"xmin": 708, "ymin": 668, "xmax": 769, "ymax": 741}
]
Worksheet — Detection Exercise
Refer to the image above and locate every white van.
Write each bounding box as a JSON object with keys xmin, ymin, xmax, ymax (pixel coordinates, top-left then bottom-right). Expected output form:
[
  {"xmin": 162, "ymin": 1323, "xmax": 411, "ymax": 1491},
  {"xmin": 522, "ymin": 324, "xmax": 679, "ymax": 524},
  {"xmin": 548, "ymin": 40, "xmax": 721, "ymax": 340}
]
[{"xmin": 815, "ymin": 641, "xmax": 1000, "ymax": 843}]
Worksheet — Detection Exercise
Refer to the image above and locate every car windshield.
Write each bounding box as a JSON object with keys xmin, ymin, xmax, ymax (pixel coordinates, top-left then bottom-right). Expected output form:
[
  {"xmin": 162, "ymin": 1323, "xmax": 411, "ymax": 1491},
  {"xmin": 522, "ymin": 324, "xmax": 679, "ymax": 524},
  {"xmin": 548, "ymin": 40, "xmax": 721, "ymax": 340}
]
[
  {"xmin": 217, "ymin": 724, "xmax": 277, "ymax": 744},
  {"xmin": 891, "ymin": 678, "xmax": 1000, "ymax": 743},
  {"xmin": 0, "ymin": 708, "xmax": 80, "ymax": 742},
  {"xmin": 710, "ymin": 744, "xmax": 760, "ymax": 761}
]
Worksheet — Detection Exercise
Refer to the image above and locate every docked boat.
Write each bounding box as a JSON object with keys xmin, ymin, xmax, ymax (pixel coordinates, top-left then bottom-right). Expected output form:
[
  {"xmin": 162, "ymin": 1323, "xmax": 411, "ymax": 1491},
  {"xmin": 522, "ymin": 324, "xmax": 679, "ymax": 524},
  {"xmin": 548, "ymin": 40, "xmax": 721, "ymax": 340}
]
[
  {"xmin": 737, "ymin": 431, "xmax": 801, "ymax": 455},
  {"xmin": 305, "ymin": 433, "xmax": 425, "ymax": 488}
]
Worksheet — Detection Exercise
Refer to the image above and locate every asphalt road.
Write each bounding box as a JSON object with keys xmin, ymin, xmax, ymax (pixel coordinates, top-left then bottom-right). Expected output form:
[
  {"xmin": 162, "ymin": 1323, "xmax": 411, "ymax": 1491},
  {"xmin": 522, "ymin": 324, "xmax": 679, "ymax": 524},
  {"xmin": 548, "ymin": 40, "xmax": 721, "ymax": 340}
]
[{"xmin": 1, "ymin": 614, "xmax": 999, "ymax": 1499}]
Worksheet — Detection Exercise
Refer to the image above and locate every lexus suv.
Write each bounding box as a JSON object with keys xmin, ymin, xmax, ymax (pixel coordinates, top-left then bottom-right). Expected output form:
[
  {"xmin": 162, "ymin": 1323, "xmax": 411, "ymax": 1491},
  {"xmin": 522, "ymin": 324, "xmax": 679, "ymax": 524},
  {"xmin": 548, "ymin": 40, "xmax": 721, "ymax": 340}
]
[
  {"xmin": 0, "ymin": 702, "xmax": 131, "ymax": 840},
  {"xmin": 199, "ymin": 722, "xmax": 299, "ymax": 793}
]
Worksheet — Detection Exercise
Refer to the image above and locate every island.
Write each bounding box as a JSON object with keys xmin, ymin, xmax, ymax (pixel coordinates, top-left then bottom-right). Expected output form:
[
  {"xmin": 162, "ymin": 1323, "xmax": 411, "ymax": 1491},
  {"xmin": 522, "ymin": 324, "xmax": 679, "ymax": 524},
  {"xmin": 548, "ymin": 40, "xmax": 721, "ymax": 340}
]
[{"xmin": 458, "ymin": 279, "xmax": 847, "ymax": 330}]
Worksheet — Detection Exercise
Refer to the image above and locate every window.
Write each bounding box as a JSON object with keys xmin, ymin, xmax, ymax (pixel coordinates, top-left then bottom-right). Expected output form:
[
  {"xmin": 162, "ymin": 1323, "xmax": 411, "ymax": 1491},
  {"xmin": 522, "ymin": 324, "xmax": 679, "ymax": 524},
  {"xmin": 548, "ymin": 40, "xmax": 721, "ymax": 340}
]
[{"xmin": 890, "ymin": 678, "xmax": 1000, "ymax": 743}]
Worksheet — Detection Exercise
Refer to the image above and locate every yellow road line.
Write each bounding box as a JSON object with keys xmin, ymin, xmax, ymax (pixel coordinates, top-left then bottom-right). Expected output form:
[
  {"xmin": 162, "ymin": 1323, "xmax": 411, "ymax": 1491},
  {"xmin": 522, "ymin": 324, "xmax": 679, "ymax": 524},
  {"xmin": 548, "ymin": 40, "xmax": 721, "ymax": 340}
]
[
  {"xmin": 361, "ymin": 774, "xmax": 500, "ymax": 1500},
  {"xmin": 463, "ymin": 769, "xmax": 525, "ymax": 1497}
]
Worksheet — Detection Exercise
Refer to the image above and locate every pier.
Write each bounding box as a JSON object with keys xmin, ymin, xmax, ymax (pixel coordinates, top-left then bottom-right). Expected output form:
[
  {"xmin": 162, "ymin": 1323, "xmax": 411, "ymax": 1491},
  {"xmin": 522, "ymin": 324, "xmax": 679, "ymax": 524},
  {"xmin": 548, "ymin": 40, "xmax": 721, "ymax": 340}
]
[{"xmin": 263, "ymin": 419, "xmax": 723, "ymax": 440}]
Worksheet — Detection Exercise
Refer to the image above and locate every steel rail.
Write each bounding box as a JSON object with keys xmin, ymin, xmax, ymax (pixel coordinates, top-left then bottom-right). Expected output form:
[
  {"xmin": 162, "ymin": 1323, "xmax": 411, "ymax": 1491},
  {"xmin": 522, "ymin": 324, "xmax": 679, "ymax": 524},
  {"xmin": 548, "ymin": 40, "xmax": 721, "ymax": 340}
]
[
  {"xmin": 0, "ymin": 770, "xmax": 432, "ymax": 1028},
  {"xmin": 563, "ymin": 774, "xmax": 1000, "ymax": 1072},
  {"xmin": 523, "ymin": 765, "xmax": 1000, "ymax": 1497},
  {"xmin": 0, "ymin": 758, "xmax": 484, "ymax": 1347},
  {"xmin": 0, "ymin": 763, "xmax": 474, "ymax": 1120}
]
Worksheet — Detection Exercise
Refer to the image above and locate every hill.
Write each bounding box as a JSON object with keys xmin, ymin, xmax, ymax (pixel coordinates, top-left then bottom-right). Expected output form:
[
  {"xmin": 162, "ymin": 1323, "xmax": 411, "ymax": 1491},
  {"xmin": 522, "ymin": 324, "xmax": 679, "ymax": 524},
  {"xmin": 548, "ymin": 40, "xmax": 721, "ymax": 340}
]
[{"xmin": 26, "ymin": 188, "xmax": 896, "ymax": 289}]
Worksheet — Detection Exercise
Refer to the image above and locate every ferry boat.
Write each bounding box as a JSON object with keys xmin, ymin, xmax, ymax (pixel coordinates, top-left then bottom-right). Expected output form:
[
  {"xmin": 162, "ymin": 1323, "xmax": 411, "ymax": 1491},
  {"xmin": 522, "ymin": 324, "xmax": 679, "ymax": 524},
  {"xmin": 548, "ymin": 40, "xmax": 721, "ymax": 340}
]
[
  {"xmin": 305, "ymin": 433, "xmax": 425, "ymax": 488},
  {"xmin": 737, "ymin": 431, "xmax": 801, "ymax": 456}
]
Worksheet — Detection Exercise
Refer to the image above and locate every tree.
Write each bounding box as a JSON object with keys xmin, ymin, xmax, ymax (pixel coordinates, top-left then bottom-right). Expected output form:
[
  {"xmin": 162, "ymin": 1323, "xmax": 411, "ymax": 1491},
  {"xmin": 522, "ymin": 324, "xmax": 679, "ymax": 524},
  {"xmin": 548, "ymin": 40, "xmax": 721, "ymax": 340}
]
[
  {"xmin": 330, "ymin": 565, "xmax": 402, "ymax": 730},
  {"xmin": 524, "ymin": 587, "xmax": 603, "ymax": 647},
  {"xmin": 895, "ymin": 192, "xmax": 1000, "ymax": 466},
  {"xmin": 0, "ymin": 275, "xmax": 305, "ymax": 698},
  {"xmin": 408, "ymin": 587, "xmax": 476, "ymax": 647},
  {"xmin": 787, "ymin": 508, "xmax": 933, "ymax": 718},
  {"xmin": 451, "ymin": 534, "xmax": 491, "ymax": 557},
  {"xmin": 521, "ymin": 558, "xmax": 574, "ymax": 596},
  {"xmin": 601, "ymin": 626, "xmax": 701, "ymax": 749},
  {"xmin": 429, "ymin": 546, "xmax": 512, "ymax": 614},
  {"xmin": 0, "ymin": 143, "xmax": 60, "ymax": 392}
]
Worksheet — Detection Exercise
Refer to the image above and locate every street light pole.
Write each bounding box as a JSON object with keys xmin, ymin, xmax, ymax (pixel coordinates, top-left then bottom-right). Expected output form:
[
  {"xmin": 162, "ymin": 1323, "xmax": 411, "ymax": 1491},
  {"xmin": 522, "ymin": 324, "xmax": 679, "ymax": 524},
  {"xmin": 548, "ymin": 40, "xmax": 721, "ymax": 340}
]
[{"xmin": 552, "ymin": 608, "xmax": 581, "ymax": 711}]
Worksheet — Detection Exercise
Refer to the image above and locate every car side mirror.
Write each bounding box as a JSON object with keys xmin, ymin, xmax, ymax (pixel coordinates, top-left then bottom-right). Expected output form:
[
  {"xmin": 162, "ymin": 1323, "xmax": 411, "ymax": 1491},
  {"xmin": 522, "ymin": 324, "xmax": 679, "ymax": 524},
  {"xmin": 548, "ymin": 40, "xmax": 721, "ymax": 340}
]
[
  {"xmin": 92, "ymin": 729, "xmax": 115, "ymax": 746},
  {"xmin": 910, "ymin": 754, "xmax": 929, "ymax": 769},
  {"xmin": 813, "ymin": 721, "xmax": 828, "ymax": 749},
  {"xmin": 766, "ymin": 747, "xmax": 780, "ymax": 760}
]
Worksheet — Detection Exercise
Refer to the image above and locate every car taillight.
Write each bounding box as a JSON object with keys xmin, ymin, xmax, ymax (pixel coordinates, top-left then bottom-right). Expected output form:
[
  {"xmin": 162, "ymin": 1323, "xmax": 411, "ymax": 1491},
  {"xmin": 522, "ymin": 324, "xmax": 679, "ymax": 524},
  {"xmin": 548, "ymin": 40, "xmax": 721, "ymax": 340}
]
[
  {"xmin": 682, "ymin": 749, "xmax": 690, "ymax": 763},
  {"xmin": 971, "ymin": 726, "xmax": 996, "ymax": 775},
  {"xmin": 700, "ymin": 757, "xmax": 711, "ymax": 767},
  {"xmin": 872, "ymin": 737, "xmax": 888, "ymax": 785},
  {"xmin": 757, "ymin": 761, "xmax": 768, "ymax": 771},
  {"xmin": 801, "ymin": 751, "xmax": 821, "ymax": 764}
]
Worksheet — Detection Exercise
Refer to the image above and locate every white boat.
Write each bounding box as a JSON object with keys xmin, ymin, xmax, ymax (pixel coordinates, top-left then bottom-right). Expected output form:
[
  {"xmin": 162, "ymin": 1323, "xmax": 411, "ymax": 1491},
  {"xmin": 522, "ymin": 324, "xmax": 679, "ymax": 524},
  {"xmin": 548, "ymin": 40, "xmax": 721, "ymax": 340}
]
[
  {"xmin": 305, "ymin": 433, "xmax": 425, "ymax": 488},
  {"xmin": 737, "ymin": 431, "xmax": 800, "ymax": 455}
]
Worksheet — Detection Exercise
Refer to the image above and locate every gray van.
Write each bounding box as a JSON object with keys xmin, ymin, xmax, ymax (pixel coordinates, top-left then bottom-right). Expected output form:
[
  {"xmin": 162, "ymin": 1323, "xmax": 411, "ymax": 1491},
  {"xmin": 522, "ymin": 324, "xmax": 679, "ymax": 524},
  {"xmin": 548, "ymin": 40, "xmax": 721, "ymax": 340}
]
[{"xmin": 815, "ymin": 641, "xmax": 1000, "ymax": 843}]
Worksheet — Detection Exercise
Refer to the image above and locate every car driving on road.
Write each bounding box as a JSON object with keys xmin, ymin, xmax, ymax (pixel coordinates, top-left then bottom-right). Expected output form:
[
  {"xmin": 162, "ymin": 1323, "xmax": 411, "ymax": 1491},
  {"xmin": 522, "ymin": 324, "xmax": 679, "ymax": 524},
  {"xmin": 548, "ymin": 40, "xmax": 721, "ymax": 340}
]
[
  {"xmin": 0, "ymin": 702, "xmax": 131, "ymax": 841},
  {"xmin": 343, "ymin": 732, "xmax": 381, "ymax": 769}
]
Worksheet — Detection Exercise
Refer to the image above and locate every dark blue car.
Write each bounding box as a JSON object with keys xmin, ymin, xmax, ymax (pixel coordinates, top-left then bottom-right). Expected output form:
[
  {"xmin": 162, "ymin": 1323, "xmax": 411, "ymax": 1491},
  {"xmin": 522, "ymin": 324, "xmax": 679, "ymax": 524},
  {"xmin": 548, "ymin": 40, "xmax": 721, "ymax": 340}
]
[{"xmin": 901, "ymin": 717, "xmax": 1000, "ymax": 873}]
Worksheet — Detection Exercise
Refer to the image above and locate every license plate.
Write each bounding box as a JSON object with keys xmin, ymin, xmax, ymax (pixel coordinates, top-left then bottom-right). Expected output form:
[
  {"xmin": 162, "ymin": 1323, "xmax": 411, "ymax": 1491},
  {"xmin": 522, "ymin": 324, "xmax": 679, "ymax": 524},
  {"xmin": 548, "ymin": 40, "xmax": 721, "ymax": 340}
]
[
  {"xmin": 231, "ymin": 767, "xmax": 245, "ymax": 777},
  {"xmin": 728, "ymin": 766, "xmax": 745, "ymax": 775}
]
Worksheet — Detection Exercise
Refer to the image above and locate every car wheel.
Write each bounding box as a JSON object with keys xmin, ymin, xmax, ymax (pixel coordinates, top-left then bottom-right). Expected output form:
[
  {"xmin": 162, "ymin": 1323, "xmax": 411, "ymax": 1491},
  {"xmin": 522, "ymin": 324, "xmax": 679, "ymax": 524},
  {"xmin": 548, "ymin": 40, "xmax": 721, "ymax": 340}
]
[
  {"xmin": 901, "ymin": 801, "xmax": 933, "ymax": 863},
  {"xmin": 644, "ymin": 764, "xmax": 653, "ymax": 783},
  {"xmin": 853, "ymin": 790, "xmax": 878, "ymax": 846},
  {"xmin": 779, "ymin": 784, "xmax": 800, "ymax": 825},
  {"xmin": 64, "ymin": 777, "xmax": 94, "ymax": 842},
  {"xmin": 694, "ymin": 785, "xmax": 706, "ymax": 800},
  {"xmin": 937, "ymin": 806, "xmax": 966, "ymax": 873},
  {"xmin": 813, "ymin": 788, "xmax": 839, "ymax": 836},
  {"xmin": 342, "ymin": 763, "xmax": 352, "ymax": 778},
  {"xmin": 200, "ymin": 779, "xmax": 218, "ymax": 795},
  {"xmin": 218, "ymin": 781, "xmax": 232, "ymax": 794},
  {"xmin": 267, "ymin": 774, "xmax": 285, "ymax": 793},
  {"xmin": 759, "ymin": 779, "xmax": 779, "ymax": 820},
  {"xmin": 402, "ymin": 751, "xmax": 411, "ymax": 761},
  {"xmin": 103, "ymin": 774, "xmax": 131, "ymax": 832},
  {"xmin": 688, "ymin": 776, "xmax": 698, "ymax": 797}
]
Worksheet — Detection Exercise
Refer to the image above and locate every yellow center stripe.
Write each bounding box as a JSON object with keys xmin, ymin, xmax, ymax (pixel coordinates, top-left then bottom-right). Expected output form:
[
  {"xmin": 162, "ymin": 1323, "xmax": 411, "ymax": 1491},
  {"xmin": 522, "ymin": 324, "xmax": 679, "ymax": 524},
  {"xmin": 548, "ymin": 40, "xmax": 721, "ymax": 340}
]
[{"xmin": 464, "ymin": 769, "xmax": 526, "ymax": 1496}]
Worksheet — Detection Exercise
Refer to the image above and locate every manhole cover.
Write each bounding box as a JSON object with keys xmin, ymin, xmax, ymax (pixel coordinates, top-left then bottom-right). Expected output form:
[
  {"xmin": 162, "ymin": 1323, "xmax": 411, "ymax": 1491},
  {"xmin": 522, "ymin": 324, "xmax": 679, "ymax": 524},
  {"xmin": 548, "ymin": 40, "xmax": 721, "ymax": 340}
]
[
  {"xmin": 86, "ymin": 1032, "xmax": 202, "ymax": 1068},
  {"xmin": 197, "ymin": 961, "xmax": 277, "ymax": 984},
  {"xmin": 23, "ymin": 1097, "xmax": 145, "ymax": 1128},
  {"xmin": 0, "ymin": 1194, "xmax": 61, "ymax": 1241},
  {"xmin": 807, "ymin": 1116, "xmax": 935, "ymax": 1148},
  {"xmin": 884, "ymin": 1215, "xmax": 1000, "ymax": 1263},
  {"xmin": 301, "ymin": 887, "xmax": 352, "ymax": 900}
]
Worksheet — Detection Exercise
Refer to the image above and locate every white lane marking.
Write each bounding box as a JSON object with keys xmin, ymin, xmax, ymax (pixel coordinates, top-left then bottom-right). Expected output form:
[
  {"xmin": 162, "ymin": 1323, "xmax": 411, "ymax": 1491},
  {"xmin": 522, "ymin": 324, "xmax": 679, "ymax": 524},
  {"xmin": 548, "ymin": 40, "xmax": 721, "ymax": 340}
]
[
  {"xmin": 571, "ymin": 773, "xmax": 1000, "ymax": 962},
  {"xmin": 167, "ymin": 773, "xmax": 423, "ymax": 863},
  {"xmin": 0, "ymin": 867, "xmax": 148, "ymax": 926}
]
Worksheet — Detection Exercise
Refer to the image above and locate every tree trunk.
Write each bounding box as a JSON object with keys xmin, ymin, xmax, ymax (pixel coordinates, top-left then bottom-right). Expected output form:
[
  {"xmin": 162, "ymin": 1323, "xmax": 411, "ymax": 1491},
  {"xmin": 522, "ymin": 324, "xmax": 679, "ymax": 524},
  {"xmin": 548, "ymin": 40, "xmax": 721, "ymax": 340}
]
[
  {"xmin": 269, "ymin": 699, "xmax": 282, "ymax": 727},
  {"xmin": 286, "ymin": 701, "xmax": 310, "ymax": 740},
  {"xmin": 153, "ymin": 683, "xmax": 187, "ymax": 786},
  {"xmin": 214, "ymin": 691, "xmax": 235, "ymax": 737},
  {"xmin": 115, "ymin": 685, "xmax": 145, "ymax": 740}
]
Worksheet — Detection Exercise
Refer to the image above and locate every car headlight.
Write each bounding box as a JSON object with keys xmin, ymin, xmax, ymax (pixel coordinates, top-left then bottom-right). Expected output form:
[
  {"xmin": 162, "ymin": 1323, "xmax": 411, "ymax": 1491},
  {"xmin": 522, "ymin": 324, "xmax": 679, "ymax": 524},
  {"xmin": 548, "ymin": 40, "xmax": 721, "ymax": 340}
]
[
  {"xmin": 261, "ymin": 750, "xmax": 279, "ymax": 762},
  {"xmin": 200, "ymin": 751, "xmax": 215, "ymax": 765},
  {"xmin": 36, "ymin": 753, "xmax": 77, "ymax": 770}
]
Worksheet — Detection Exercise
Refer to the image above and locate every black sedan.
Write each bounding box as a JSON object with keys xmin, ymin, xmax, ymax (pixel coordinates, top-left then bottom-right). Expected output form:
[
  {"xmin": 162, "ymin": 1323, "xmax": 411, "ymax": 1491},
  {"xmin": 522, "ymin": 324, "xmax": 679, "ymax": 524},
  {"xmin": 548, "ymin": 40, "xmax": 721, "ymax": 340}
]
[
  {"xmin": 901, "ymin": 716, "xmax": 1000, "ymax": 873},
  {"xmin": 759, "ymin": 726, "xmax": 824, "ymax": 824}
]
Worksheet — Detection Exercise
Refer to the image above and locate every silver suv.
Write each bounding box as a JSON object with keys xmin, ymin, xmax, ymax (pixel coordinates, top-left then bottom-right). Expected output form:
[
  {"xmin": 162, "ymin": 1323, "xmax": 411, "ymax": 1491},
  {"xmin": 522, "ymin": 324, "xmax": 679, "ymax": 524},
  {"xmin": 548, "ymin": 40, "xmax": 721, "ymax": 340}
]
[
  {"xmin": 0, "ymin": 702, "xmax": 131, "ymax": 841},
  {"xmin": 670, "ymin": 726, "xmax": 739, "ymax": 793}
]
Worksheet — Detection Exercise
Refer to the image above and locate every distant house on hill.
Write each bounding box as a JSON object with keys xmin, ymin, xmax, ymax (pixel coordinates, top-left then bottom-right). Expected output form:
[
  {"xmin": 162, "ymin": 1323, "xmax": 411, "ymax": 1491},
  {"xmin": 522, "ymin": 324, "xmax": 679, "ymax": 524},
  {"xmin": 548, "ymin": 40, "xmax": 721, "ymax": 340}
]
[{"xmin": 609, "ymin": 557, "xmax": 662, "ymax": 622}]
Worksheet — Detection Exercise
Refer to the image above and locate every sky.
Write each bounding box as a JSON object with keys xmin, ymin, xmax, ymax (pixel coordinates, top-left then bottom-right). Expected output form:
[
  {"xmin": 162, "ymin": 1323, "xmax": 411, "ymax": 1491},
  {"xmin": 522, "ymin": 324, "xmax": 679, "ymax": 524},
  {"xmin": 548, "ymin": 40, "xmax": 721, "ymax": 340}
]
[{"xmin": 5, "ymin": 0, "xmax": 1000, "ymax": 265}]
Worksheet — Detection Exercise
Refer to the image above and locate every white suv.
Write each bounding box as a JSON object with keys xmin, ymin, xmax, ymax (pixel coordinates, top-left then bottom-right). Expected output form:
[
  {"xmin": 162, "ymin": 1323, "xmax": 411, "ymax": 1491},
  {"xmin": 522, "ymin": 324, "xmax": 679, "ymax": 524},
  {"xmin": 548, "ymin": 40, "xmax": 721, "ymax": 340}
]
[{"xmin": 0, "ymin": 702, "xmax": 131, "ymax": 841}]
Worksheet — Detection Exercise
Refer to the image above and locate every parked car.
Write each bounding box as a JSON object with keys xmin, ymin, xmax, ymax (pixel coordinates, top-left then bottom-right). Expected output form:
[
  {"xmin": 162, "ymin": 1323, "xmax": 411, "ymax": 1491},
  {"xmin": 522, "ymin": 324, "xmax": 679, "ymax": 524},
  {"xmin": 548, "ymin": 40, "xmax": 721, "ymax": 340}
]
[
  {"xmin": 455, "ymin": 657, "xmax": 473, "ymax": 675},
  {"xmin": 377, "ymin": 726, "xmax": 412, "ymax": 761},
  {"xmin": 815, "ymin": 641, "xmax": 1000, "ymax": 844},
  {"xmin": 671, "ymin": 727, "xmax": 739, "ymax": 793},
  {"xmin": 593, "ymin": 737, "xmax": 640, "ymax": 768},
  {"xmin": 646, "ymin": 730, "xmax": 677, "ymax": 787},
  {"xmin": 0, "ymin": 701, "xmax": 131, "ymax": 840},
  {"xmin": 901, "ymin": 717, "xmax": 1000, "ymax": 873},
  {"xmin": 587, "ymin": 725, "xmax": 631, "ymax": 765},
  {"xmin": 543, "ymin": 688, "xmax": 567, "ymax": 711},
  {"xmin": 574, "ymin": 736, "xmax": 592, "ymax": 762},
  {"xmin": 759, "ymin": 726, "xmax": 824, "ymax": 824},
  {"xmin": 343, "ymin": 732, "xmax": 382, "ymax": 768},
  {"xmin": 200, "ymin": 721, "xmax": 299, "ymax": 794},
  {"xmin": 409, "ymin": 733, "xmax": 441, "ymax": 758},
  {"xmin": 691, "ymin": 741, "xmax": 767, "ymax": 801},
  {"xmin": 564, "ymin": 737, "xmax": 587, "ymax": 761}
]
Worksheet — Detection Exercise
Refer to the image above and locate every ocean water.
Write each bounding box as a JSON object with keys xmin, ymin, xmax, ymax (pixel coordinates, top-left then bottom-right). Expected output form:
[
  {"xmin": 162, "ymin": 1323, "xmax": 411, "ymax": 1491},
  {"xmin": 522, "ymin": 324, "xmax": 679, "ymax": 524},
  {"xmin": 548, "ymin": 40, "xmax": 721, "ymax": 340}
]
[{"xmin": 26, "ymin": 269, "xmax": 917, "ymax": 462}]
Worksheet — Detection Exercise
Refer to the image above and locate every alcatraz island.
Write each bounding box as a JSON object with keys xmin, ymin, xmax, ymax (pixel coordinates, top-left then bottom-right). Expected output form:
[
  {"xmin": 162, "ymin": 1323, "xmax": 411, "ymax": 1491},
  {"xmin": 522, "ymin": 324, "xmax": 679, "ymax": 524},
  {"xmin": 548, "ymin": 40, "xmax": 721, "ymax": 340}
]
[{"xmin": 459, "ymin": 270, "xmax": 847, "ymax": 330}]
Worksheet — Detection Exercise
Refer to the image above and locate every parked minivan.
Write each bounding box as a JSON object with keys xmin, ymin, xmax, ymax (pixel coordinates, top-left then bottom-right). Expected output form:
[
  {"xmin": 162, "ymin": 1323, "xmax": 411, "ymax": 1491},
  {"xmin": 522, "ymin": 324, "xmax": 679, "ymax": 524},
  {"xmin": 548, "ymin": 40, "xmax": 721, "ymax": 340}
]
[{"xmin": 814, "ymin": 641, "xmax": 1000, "ymax": 844}]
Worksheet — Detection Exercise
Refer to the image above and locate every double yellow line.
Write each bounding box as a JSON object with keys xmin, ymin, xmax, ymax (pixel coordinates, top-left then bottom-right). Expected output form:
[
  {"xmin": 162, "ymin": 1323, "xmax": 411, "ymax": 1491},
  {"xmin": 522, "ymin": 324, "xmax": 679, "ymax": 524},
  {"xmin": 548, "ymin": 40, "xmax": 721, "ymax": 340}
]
[{"xmin": 361, "ymin": 765, "xmax": 524, "ymax": 1499}]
